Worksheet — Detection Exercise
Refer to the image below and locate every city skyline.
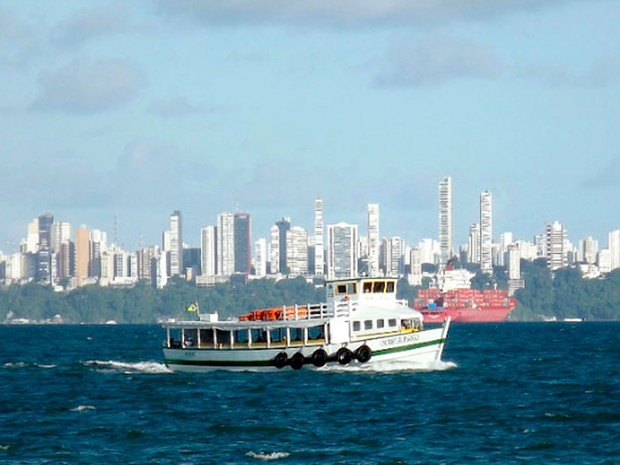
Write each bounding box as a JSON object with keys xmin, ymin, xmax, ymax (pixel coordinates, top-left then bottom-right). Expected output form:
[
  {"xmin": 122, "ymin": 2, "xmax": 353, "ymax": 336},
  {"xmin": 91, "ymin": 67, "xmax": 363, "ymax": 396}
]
[
  {"xmin": 1, "ymin": 2, "xmax": 619, "ymax": 252},
  {"xmin": 1, "ymin": 190, "xmax": 620, "ymax": 256}
]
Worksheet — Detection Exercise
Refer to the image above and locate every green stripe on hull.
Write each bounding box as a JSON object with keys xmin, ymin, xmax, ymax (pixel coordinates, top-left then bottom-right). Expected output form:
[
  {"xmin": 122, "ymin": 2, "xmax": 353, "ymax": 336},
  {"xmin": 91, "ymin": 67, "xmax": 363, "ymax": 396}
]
[
  {"xmin": 373, "ymin": 338, "xmax": 446, "ymax": 357},
  {"xmin": 165, "ymin": 338, "xmax": 446, "ymax": 368},
  {"xmin": 165, "ymin": 358, "xmax": 274, "ymax": 367}
]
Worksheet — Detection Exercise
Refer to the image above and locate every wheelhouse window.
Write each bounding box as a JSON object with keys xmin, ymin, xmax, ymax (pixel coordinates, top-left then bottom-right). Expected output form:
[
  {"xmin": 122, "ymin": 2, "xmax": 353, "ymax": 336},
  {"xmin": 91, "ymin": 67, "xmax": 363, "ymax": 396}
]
[
  {"xmin": 373, "ymin": 281, "xmax": 386, "ymax": 293},
  {"xmin": 377, "ymin": 319, "xmax": 385, "ymax": 329},
  {"xmin": 352, "ymin": 321, "xmax": 361, "ymax": 332},
  {"xmin": 336, "ymin": 282, "xmax": 357, "ymax": 295},
  {"xmin": 388, "ymin": 318, "xmax": 397, "ymax": 327},
  {"xmin": 364, "ymin": 320, "xmax": 373, "ymax": 330}
]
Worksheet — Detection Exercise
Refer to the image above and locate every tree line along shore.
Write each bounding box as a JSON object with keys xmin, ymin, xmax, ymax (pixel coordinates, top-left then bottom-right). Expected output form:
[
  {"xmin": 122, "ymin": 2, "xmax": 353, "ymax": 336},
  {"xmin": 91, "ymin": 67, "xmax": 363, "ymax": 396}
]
[{"xmin": 1, "ymin": 259, "xmax": 619, "ymax": 324}]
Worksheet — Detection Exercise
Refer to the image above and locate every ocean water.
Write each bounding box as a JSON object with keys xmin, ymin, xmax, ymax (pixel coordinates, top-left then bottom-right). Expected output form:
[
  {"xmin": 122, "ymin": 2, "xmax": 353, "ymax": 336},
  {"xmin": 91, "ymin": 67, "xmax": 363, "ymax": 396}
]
[{"xmin": 0, "ymin": 323, "xmax": 619, "ymax": 465}]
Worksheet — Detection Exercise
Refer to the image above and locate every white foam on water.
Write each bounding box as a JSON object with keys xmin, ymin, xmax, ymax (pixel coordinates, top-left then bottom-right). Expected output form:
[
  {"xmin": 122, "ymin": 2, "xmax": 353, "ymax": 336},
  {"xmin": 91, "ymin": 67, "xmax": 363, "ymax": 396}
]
[
  {"xmin": 70, "ymin": 405, "xmax": 96, "ymax": 412},
  {"xmin": 3, "ymin": 362, "xmax": 27, "ymax": 368},
  {"xmin": 319, "ymin": 359, "xmax": 457, "ymax": 373},
  {"xmin": 246, "ymin": 451, "xmax": 291, "ymax": 461},
  {"xmin": 85, "ymin": 360, "xmax": 172, "ymax": 374},
  {"xmin": 36, "ymin": 364, "xmax": 57, "ymax": 369}
]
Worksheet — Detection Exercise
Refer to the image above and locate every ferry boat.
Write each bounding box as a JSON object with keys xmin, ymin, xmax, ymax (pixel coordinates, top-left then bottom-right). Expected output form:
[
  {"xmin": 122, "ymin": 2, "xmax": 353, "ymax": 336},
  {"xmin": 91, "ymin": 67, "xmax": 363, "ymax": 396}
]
[{"xmin": 162, "ymin": 277, "xmax": 451, "ymax": 372}]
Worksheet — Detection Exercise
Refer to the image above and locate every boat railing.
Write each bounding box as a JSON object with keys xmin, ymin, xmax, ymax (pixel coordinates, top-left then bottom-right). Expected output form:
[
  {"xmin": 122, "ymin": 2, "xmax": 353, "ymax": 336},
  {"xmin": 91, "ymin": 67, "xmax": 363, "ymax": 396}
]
[{"xmin": 279, "ymin": 300, "xmax": 358, "ymax": 321}]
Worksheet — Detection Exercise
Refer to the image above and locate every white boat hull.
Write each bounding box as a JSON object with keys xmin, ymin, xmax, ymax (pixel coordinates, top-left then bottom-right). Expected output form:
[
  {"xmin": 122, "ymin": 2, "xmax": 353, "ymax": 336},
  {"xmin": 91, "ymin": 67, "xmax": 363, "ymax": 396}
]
[{"xmin": 164, "ymin": 324, "xmax": 449, "ymax": 372}]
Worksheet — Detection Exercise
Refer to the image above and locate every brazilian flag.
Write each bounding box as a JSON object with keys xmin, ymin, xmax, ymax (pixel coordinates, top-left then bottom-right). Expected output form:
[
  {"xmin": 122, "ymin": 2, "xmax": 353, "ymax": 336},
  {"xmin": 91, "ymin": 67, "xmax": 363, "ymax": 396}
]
[{"xmin": 186, "ymin": 303, "xmax": 198, "ymax": 312}]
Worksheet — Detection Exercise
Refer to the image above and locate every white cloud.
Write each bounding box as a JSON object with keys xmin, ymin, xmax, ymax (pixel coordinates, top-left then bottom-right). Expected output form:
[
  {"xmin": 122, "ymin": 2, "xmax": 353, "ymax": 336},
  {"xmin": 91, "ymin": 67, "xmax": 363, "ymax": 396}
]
[
  {"xmin": 51, "ymin": 7, "xmax": 130, "ymax": 47},
  {"xmin": 374, "ymin": 36, "xmax": 502, "ymax": 87},
  {"xmin": 30, "ymin": 58, "xmax": 145, "ymax": 113},
  {"xmin": 156, "ymin": 0, "xmax": 575, "ymax": 28}
]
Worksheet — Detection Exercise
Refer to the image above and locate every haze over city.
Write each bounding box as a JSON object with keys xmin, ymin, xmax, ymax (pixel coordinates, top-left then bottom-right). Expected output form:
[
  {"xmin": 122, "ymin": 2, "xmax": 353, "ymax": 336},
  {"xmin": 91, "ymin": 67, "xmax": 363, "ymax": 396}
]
[{"xmin": 1, "ymin": 1, "xmax": 619, "ymax": 251}]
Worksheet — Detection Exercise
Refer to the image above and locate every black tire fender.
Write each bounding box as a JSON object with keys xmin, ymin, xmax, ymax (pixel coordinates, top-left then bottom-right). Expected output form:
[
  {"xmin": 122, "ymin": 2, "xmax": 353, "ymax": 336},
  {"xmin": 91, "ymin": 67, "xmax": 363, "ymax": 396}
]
[
  {"xmin": 290, "ymin": 352, "xmax": 305, "ymax": 370},
  {"xmin": 355, "ymin": 345, "xmax": 372, "ymax": 363},
  {"xmin": 336, "ymin": 347, "xmax": 353, "ymax": 365},
  {"xmin": 311, "ymin": 348, "xmax": 328, "ymax": 367},
  {"xmin": 274, "ymin": 351, "xmax": 288, "ymax": 369}
]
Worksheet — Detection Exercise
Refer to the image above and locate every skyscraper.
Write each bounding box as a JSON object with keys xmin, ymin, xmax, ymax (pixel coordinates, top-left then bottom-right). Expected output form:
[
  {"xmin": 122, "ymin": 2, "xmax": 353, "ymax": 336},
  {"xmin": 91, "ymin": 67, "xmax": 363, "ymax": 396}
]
[
  {"xmin": 546, "ymin": 220, "xmax": 566, "ymax": 271},
  {"xmin": 327, "ymin": 222, "xmax": 358, "ymax": 280},
  {"xmin": 480, "ymin": 191, "xmax": 493, "ymax": 274},
  {"xmin": 217, "ymin": 212, "xmax": 235, "ymax": 276},
  {"xmin": 169, "ymin": 210, "xmax": 183, "ymax": 277},
  {"xmin": 254, "ymin": 238, "xmax": 267, "ymax": 277},
  {"xmin": 438, "ymin": 177, "xmax": 452, "ymax": 267},
  {"xmin": 367, "ymin": 203, "xmax": 380, "ymax": 277},
  {"xmin": 36, "ymin": 213, "xmax": 54, "ymax": 284},
  {"xmin": 582, "ymin": 236, "xmax": 598, "ymax": 265},
  {"xmin": 200, "ymin": 226, "xmax": 217, "ymax": 276},
  {"xmin": 314, "ymin": 198, "xmax": 324, "ymax": 276},
  {"xmin": 468, "ymin": 223, "xmax": 481, "ymax": 264},
  {"xmin": 275, "ymin": 217, "xmax": 291, "ymax": 275},
  {"xmin": 269, "ymin": 225, "xmax": 280, "ymax": 274},
  {"xmin": 75, "ymin": 225, "xmax": 90, "ymax": 287},
  {"xmin": 382, "ymin": 236, "xmax": 405, "ymax": 276},
  {"xmin": 234, "ymin": 212, "xmax": 251, "ymax": 275},
  {"xmin": 608, "ymin": 230, "xmax": 620, "ymax": 271},
  {"xmin": 286, "ymin": 226, "xmax": 308, "ymax": 276}
]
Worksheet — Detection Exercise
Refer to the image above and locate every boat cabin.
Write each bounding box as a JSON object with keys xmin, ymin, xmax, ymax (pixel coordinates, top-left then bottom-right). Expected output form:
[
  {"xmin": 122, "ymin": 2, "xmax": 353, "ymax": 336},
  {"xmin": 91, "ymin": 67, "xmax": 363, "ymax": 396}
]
[{"xmin": 165, "ymin": 276, "xmax": 423, "ymax": 351}]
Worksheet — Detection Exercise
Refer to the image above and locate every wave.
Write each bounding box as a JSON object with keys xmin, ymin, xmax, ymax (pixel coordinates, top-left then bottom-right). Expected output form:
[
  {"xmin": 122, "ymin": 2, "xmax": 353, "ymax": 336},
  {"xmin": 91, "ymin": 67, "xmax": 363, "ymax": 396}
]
[
  {"xmin": 84, "ymin": 360, "xmax": 172, "ymax": 374},
  {"xmin": 246, "ymin": 451, "xmax": 291, "ymax": 461},
  {"xmin": 2, "ymin": 362, "xmax": 57, "ymax": 369},
  {"xmin": 70, "ymin": 405, "xmax": 96, "ymax": 412},
  {"xmin": 319, "ymin": 359, "xmax": 457, "ymax": 373}
]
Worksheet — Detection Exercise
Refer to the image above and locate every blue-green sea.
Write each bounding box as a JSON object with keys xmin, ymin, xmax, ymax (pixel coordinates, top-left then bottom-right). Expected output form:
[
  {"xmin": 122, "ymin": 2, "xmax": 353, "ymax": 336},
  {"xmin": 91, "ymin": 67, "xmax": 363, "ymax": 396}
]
[{"xmin": 1, "ymin": 322, "xmax": 619, "ymax": 464}]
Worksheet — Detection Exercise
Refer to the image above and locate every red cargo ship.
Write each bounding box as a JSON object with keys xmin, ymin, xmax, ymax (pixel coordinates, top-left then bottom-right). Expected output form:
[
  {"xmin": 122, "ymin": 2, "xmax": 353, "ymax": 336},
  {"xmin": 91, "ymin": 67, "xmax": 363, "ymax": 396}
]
[{"xmin": 413, "ymin": 287, "xmax": 517, "ymax": 323}]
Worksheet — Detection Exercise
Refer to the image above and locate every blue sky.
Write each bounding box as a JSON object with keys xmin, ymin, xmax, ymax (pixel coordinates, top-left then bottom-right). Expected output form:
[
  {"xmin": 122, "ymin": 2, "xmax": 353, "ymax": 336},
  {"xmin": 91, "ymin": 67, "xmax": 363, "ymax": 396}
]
[{"xmin": 1, "ymin": 0, "xmax": 619, "ymax": 253}]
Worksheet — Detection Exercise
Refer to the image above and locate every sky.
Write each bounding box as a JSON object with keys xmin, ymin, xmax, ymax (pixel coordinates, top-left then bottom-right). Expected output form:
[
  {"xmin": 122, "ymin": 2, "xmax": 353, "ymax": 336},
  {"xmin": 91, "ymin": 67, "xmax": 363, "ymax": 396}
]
[{"xmin": 1, "ymin": 0, "xmax": 619, "ymax": 253}]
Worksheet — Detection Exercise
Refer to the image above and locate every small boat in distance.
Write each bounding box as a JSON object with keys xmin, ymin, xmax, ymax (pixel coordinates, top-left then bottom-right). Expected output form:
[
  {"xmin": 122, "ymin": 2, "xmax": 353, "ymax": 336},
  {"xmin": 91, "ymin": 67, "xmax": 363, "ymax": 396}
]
[{"xmin": 162, "ymin": 277, "xmax": 451, "ymax": 372}]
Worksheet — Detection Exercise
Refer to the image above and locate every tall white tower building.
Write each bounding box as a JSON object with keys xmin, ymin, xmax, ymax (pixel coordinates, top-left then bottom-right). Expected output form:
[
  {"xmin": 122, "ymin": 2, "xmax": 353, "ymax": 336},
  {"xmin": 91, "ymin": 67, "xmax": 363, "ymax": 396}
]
[
  {"xmin": 546, "ymin": 220, "xmax": 567, "ymax": 271},
  {"xmin": 287, "ymin": 226, "xmax": 308, "ymax": 276},
  {"xmin": 254, "ymin": 238, "xmax": 267, "ymax": 277},
  {"xmin": 269, "ymin": 225, "xmax": 280, "ymax": 274},
  {"xmin": 217, "ymin": 212, "xmax": 235, "ymax": 276},
  {"xmin": 468, "ymin": 223, "xmax": 480, "ymax": 264},
  {"xmin": 314, "ymin": 198, "xmax": 324, "ymax": 276},
  {"xmin": 327, "ymin": 222, "xmax": 358, "ymax": 280},
  {"xmin": 608, "ymin": 230, "xmax": 620, "ymax": 271},
  {"xmin": 200, "ymin": 226, "xmax": 216, "ymax": 276},
  {"xmin": 169, "ymin": 210, "xmax": 183, "ymax": 277},
  {"xmin": 438, "ymin": 176, "xmax": 453, "ymax": 267},
  {"xmin": 367, "ymin": 203, "xmax": 380, "ymax": 277},
  {"xmin": 480, "ymin": 191, "xmax": 493, "ymax": 274},
  {"xmin": 581, "ymin": 236, "xmax": 599, "ymax": 264}
]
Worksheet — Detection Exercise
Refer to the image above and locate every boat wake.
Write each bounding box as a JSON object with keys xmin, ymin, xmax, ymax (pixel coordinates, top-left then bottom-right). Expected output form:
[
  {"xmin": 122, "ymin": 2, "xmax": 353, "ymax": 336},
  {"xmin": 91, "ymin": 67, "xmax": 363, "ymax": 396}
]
[
  {"xmin": 320, "ymin": 359, "xmax": 457, "ymax": 373},
  {"xmin": 246, "ymin": 451, "xmax": 291, "ymax": 461},
  {"xmin": 84, "ymin": 360, "xmax": 172, "ymax": 374}
]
